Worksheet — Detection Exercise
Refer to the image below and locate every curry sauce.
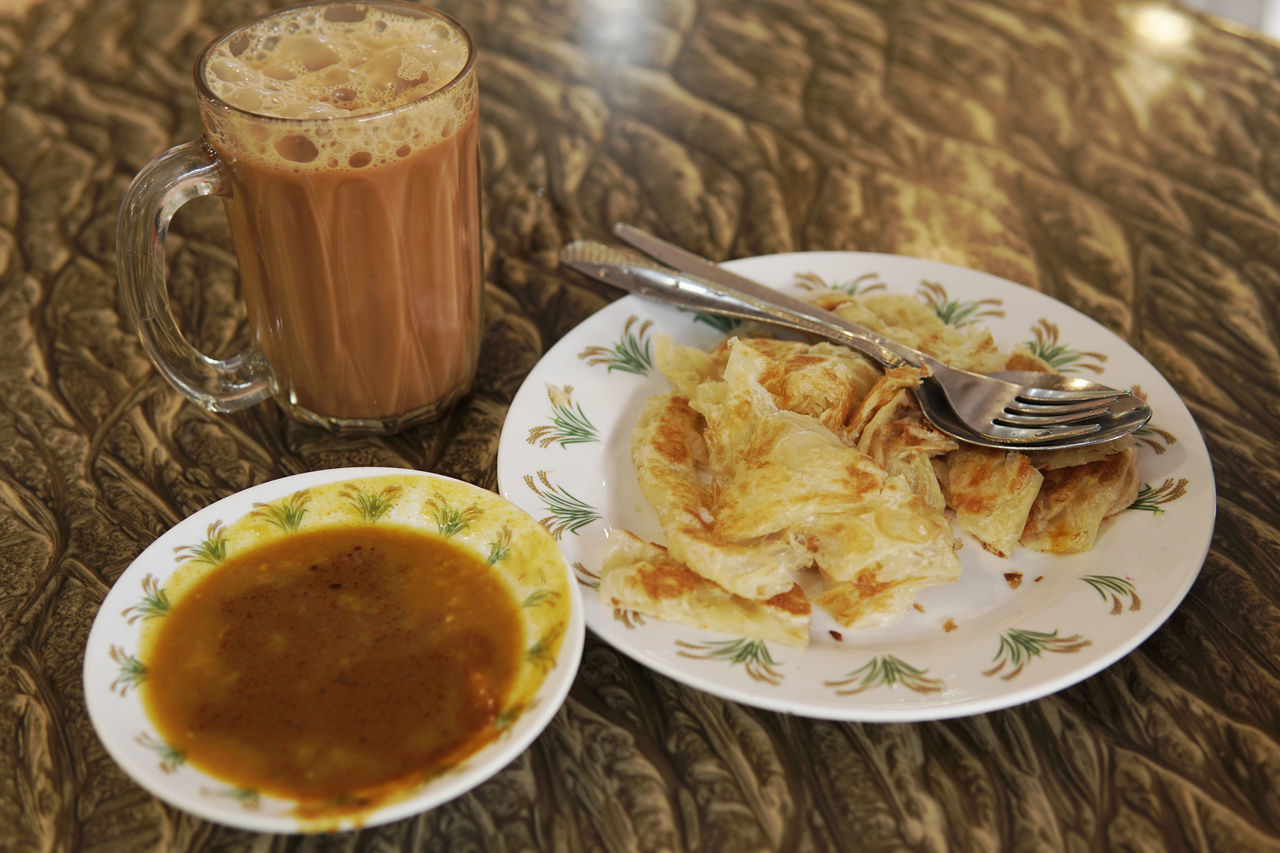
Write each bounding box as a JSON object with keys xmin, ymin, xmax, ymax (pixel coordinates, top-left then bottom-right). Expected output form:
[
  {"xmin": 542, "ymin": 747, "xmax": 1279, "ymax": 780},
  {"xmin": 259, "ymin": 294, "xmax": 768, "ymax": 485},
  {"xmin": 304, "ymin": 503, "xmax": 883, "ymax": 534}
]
[{"xmin": 142, "ymin": 525, "xmax": 523, "ymax": 809}]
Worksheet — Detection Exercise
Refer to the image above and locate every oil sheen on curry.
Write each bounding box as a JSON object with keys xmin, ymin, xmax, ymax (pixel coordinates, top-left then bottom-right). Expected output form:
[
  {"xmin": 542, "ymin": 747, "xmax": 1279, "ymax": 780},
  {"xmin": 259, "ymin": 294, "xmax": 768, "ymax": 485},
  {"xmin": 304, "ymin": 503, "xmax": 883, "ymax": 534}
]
[{"xmin": 140, "ymin": 525, "xmax": 523, "ymax": 814}]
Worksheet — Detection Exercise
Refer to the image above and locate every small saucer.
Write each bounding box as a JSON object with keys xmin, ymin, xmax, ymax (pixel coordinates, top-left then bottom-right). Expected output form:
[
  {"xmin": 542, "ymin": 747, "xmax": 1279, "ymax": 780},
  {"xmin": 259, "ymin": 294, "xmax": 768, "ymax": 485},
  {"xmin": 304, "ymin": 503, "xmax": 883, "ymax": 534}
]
[{"xmin": 84, "ymin": 467, "xmax": 584, "ymax": 833}]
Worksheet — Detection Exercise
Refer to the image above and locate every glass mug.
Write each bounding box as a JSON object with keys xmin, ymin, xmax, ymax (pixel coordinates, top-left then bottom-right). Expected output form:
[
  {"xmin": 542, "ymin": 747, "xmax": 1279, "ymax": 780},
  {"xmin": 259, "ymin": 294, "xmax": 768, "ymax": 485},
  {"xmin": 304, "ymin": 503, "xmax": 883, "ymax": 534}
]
[{"xmin": 118, "ymin": 0, "xmax": 483, "ymax": 434}]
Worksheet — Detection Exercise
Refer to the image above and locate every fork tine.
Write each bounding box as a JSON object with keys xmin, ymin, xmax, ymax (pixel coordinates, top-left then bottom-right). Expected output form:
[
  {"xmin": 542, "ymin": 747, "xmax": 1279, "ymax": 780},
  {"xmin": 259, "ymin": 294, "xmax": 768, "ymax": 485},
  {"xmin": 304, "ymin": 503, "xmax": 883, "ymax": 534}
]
[
  {"xmin": 1005, "ymin": 397, "xmax": 1120, "ymax": 417},
  {"xmin": 996, "ymin": 406, "xmax": 1113, "ymax": 426},
  {"xmin": 1016, "ymin": 386, "xmax": 1124, "ymax": 402},
  {"xmin": 994, "ymin": 421, "xmax": 1104, "ymax": 441},
  {"xmin": 997, "ymin": 405, "xmax": 1151, "ymax": 447}
]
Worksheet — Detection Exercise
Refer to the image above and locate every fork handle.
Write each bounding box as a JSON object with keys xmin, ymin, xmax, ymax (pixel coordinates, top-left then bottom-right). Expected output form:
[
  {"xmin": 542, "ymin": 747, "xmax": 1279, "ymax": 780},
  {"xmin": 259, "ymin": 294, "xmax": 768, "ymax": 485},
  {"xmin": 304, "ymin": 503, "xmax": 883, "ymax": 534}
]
[{"xmin": 560, "ymin": 241, "xmax": 927, "ymax": 371}]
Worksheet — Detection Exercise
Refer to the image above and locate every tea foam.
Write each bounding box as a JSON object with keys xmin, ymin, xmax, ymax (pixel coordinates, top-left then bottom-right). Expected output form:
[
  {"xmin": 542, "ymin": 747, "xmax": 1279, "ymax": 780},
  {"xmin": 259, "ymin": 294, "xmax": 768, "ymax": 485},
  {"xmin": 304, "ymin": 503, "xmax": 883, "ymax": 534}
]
[{"xmin": 201, "ymin": 3, "xmax": 474, "ymax": 171}]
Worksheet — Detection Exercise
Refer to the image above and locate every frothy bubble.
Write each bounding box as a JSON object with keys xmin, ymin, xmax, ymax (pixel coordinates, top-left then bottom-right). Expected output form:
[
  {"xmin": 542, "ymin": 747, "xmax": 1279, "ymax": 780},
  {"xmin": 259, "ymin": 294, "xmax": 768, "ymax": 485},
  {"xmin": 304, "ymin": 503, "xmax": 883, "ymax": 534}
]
[{"xmin": 201, "ymin": 3, "xmax": 474, "ymax": 170}]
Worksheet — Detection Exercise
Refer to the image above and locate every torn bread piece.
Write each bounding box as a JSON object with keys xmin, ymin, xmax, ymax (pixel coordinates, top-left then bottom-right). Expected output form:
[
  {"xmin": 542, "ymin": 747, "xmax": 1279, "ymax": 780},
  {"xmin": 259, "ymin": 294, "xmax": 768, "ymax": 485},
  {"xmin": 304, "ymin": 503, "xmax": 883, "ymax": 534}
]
[
  {"xmin": 944, "ymin": 447, "xmax": 1044, "ymax": 558},
  {"xmin": 599, "ymin": 531, "xmax": 811, "ymax": 648},
  {"xmin": 654, "ymin": 334, "xmax": 720, "ymax": 401},
  {"xmin": 657, "ymin": 335, "xmax": 879, "ymax": 432},
  {"xmin": 814, "ymin": 554, "xmax": 960, "ymax": 631},
  {"xmin": 846, "ymin": 367, "xmax": 957, "ymax": 511},
  {"xmin": 714, "ymin": 337, "xmax": 880, "ymax": 432},
  {"xmin": 1021, "ymin": 447, "xmax": 1140, "ymax": 553},
  {"xmin": 692, "ymin": 340, "xmax": 960, "ymax": 627},
  {"xmin": 631, "ymin": 393, "xmax": 810, "ymax": 601},
  {"xmin": 803, "ymin": 481, "xmax": 961, "ymax": 631}
]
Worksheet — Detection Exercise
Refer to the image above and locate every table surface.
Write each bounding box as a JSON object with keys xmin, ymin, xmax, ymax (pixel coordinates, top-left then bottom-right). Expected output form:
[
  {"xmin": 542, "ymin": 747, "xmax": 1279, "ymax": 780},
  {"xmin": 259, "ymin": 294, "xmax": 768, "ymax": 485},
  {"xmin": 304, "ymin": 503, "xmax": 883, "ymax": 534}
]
[{"xmin": 2, "ymin": 0, "xmax": 1278, "ymax": 849}]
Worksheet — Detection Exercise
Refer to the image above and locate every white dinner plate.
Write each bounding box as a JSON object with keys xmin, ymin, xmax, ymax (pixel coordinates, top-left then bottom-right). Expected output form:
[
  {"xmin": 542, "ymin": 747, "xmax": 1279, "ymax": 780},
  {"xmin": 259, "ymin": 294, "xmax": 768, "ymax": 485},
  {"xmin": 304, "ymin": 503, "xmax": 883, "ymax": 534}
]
[{"xmin": 496, "ymin": 252, "xmax": 1215, "ymax": 721}]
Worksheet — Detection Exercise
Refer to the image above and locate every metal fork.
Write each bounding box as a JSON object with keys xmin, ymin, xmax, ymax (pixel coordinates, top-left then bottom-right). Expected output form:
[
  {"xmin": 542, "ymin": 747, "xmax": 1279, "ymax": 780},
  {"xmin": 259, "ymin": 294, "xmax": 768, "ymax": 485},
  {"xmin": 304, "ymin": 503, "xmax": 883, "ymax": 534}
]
[{"xmin": 559, "ymin": 233, "xmax": 1152, "ymax": 450}]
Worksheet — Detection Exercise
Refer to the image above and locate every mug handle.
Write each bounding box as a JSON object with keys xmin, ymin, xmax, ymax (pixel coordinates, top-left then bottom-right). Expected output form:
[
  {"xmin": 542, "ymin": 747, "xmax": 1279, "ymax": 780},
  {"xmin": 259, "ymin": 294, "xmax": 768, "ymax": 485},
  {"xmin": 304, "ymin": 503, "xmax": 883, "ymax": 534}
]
[{"xmin": 116, "ymin": 141, "xmax": 274, "ymax": 412}]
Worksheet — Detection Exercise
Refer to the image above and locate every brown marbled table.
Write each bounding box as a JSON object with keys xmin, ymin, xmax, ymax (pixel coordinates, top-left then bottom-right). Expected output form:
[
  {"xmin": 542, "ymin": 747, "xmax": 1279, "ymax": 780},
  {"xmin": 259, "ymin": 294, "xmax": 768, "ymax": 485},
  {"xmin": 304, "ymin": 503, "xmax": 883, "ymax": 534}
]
[{"xmin": 2, "ymin": 0, "xmax": 1278, "ymax": 849}]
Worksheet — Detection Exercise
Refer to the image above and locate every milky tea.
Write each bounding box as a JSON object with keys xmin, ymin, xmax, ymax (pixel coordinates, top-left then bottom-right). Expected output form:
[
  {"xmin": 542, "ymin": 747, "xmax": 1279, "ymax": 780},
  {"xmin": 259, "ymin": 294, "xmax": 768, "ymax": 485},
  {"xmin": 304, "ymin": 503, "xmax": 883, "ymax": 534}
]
[{"xmin": 197, "ymin": 1, "xmax": 481, "ymax": 428}]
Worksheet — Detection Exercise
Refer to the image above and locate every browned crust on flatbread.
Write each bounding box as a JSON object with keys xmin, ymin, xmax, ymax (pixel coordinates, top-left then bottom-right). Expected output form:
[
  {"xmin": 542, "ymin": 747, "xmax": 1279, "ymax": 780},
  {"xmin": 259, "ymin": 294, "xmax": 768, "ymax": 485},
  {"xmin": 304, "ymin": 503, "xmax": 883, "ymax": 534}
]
[
  {"xmin": 648, "ymin": 396, "xmax": 699, "ymax": 467},
  {"xmin": 1021, "ymin": 447, "xmax": 1140, "ymax": 553},
  {"xmin": 947, "ymin": 449, "xmax": 1039, "ymax": 517}
]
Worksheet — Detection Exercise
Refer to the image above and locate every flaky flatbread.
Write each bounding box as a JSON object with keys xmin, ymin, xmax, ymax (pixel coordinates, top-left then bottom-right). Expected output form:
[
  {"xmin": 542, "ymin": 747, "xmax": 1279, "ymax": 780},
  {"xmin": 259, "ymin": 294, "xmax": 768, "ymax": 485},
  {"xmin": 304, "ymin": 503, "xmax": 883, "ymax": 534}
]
[
  {"xmin": 658, "ymin": 335, "xmax": 880, "ymax": 434},
  {"xmin": 1021, "ymin": 447, "xmax": 1140, "ymax": 553},
  {"xmin": 617, "ymin": 287, "xmax": 1138, "ymax": 643},
  {"xmin": 599, "ymin": 532, "xmax": 811, "ymax": 648},
  {"xmin": 846, "ymin": 367, "xmax": 957, "ymax": 511},
  {"xmin": 631, "ymin": 393, "xmax": 809, "ymax": 601},
  {"xmin": 690, "ymin": 340, "xmax": 961, "ymax": 627},
  {"xmin": 945, "ymin": 447, "xmax": 1044, "ymax": 558}
]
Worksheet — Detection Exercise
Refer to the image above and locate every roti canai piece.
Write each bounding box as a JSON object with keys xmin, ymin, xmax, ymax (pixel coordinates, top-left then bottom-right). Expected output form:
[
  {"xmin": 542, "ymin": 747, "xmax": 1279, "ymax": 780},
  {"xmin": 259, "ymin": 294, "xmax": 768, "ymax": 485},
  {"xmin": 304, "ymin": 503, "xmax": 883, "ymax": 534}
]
[
  {"xmin": 659, "ymin": 335, "xmax": 880, "ymax": 434},
  {"xmin": 1021, "ymin": 447, "xmax": 1141, "ymax": 553},
  {"xmin": 599, "ymin": 531, "xmax": 812, "ymax": 648},
  {"xmin": 820, "ymin": 290, "xmax": 1137, "ymax": 557},
  {"xmin": 630, "ymin": 393, "xmax": 811, "ymax": 601},
  {"xmin": 715, "ymin": 337, "xmax": 881, "ymax": 433},
  {"xmin": 844, "ymin": 367, "xmax": 958, "ymax": 512},
  {"xmin": 944, "ymin": 447, "xmax": 1044, "ymax": 558},
  {"xmin": 653, "ymin": 334, "xmax": 720, "ymax": 401},
  {"xmin": 691, "ymin": 339, "xmax": 961, "ymax": 629}
]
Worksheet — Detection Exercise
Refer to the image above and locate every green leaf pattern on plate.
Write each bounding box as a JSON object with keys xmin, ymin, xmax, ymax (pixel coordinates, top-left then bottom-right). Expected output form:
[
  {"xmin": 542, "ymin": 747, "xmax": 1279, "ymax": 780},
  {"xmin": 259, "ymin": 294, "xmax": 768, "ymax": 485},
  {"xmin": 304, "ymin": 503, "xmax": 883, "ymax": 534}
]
[
  {"xmin": 341, "ymin": 484, "xmax": 401, "ymax": 523},
  {"xmin": 677, "ymin": 638, "xmax": 783, "ymax": 685},
  {"xmin": 109, "ymin": 645, "xmax": 147, "ymax": 696},
  {"xmin": 425, "ymin": 496, "xmax": 481, "ymax": 538},
  {"xmin": 692, "ymin": 313, "xmax": 740, "ymax": 334},
  {"xmin": 793, "ymin": 270, "xmax": 887, "ymax": 295},
  {"xmin": 252, "ymin": 490, "xmax": 310, "ymax": 531},
  {"xmin": 521, "ymin": 588, "xmax": 557, "ymax": 608},
  {"xmin": 173, "ymin": 521, "xmax": 229, "ymax": 566},
  {"xmin": 486, "ymin": 527, "xmax": 512, "ymax": 565},
  {"xmin": 527, "ymin": 625, "xmax": 564, "ymax": 670},
  {"xmin": 121, "ymin": 574, "xmax": 169, "ymax": 624},
  {"xmin": 1134, "ymin": 422, "xmax": 1177, "ymax": 454},
  {"xmin": 1129, "ymin": 479, "xmax": 1189, "ymax": 514},
  {"xmin": 523, "ymin": 471, "xmax": 600, "ymax": 539},
  {"xmin": 984, "ymin": 629, "xmax": 1092, "ymax": 680},
  {"xmin": 1025, "ymin": 319, "xmax": 1107, "ymax": 373},
  {"xmin": 578, "ymin": 316, "xmax": 654, "ymax": 375},
  {"xmin": 1082, "ymin": 575, "xmax": 1141, "ymax": 614},
  {"xmin": 136, "ymin": 732, "xmax": 185, "ymax": 773},
  {"xmin": 825, "ymin": 655, "xmax": 944, "ymax": 695},
  {"xmin": 571, "ymin": 562, "xmax": 600, "ymax": 589},
  {"xmin": 527, "ymin": 385, "xmax": 599, "ymax": 448},
  {"xmin": 919, "ymin": 280, "xmax": 1004, "ymax": 326},
  {"xmin": 204, "ymin": 786, "xmax": 262, "ymax": 810},
  {"xmin": 612, "ymin": 608, "xmax": 646, "ymax": 628},
  {"xmin": 495, "ymin": 701, "xmax": 531, "ymax": 732}
]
